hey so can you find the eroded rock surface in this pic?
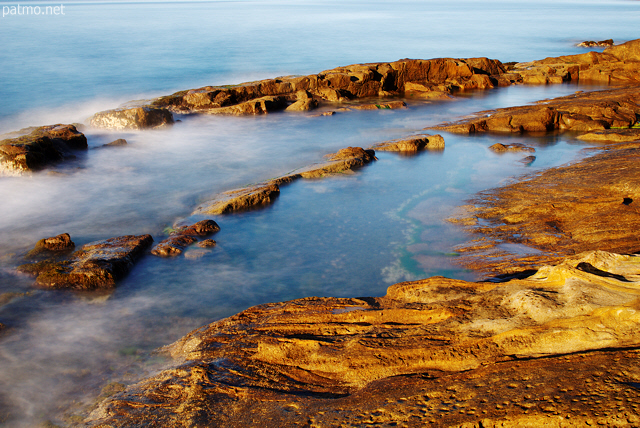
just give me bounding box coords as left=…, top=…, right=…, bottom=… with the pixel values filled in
left=90, top=106, right=174, bottom=130
left=0, top=124, right=87, bottom=175
left=18, top=235, right=153, bottom=289
left=87, top=250, right=640, bottom=427
left=433, top=86, right=640, bottom=134
left=452, top=143, right=640, bottom=275
left=151, top=220, right=220, bottom=257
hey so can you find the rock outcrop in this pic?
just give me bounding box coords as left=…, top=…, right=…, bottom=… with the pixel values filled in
left=18, top=235, right=153, bottom=289
left=87, top=250, right=640, bottom=427
left=433, top=86, right=640, bottom=134
left=150, top=57, right=506, bottom=117
left=373, top=134, right=445, bottom=152
left=508, top=38, right=640, bottom=85
left=0, top=124, right=87, bottom=175
left=90, top=106, right=174, bottom=130
left=151, top=220, right=220, bottom=257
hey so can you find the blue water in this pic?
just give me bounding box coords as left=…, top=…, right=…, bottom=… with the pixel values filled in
left=0, top=0, right=638, bottom=426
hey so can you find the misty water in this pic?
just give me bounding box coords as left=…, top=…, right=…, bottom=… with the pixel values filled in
left=0, top=0, right=638, bottom=426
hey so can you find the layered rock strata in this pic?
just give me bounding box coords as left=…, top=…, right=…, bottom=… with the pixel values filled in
left=18, top=234, right=153, bottom=289
left=87, top=250, right=640, bottom=427
left=0, top=124, right=87, bottom=175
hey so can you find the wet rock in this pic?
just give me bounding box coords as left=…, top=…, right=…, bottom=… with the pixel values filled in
left=294, top=147, right=377, bottom=178
left=25, top=233, right=75, bottom=259
left=196, top=239, right=217, bottom=248
left=90, top=106, right=174, bottom=130
left=577, top=39, right=614, bottom=48
left=519, top=155, right=536, bottom=165
left=489, top=143, right=535, bottom=153
left=373, top=134, right=445, bottom=152
left=194, top=183, right=281, bottom=215
left=0, top=124, right=87, bottom=175
left=18, top=235, right=153, bottom=289
left=433, top=87, right=640, bottom=134
left=151, top=220, right=220, bottom=257
left=101, top=138, right=128, bottom=147
left=86, top=250, right=640, bottom=427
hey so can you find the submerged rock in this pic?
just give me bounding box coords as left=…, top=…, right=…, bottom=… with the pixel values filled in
left=87, top=250, right=640, bottom=427
left=488, top=142, right=535, bottom=153
left=151, top=220, right=220, bottom=257
left=101, top=138, right=128, bottom=148
left=90, top=106, right=174, bottom=130
left=18, top=235, right=153, bottom=289
left=0, top=124, right=87, bottom=175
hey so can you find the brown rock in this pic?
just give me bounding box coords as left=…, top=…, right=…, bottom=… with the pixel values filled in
left=18, top=235, right=153, bottom=289
left=433, top=87, right=640, bottom=134
left=489, top=143, right=535, bottom=153
left=86, top=250, right=640, bottom=427
left=90, top=106, right=174, bottom=130
left=152, top=57, right=506, bottom=116
left=196, top=239, right=217, bottom=248
left=0, top=124, right=87, bottom=175
left=102, top=138, right=128, bottom=147
left=577, top=39, right=614, bottom=48
left=151, top=220, right=220, bottom=257
left=373, top=134, right=445, bottom=152
left=194, top=183, right=281, bottom=215
left=25, top=233, right=75, bottom=259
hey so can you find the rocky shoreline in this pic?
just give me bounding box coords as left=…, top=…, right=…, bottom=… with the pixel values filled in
left=2, top=39, right=640, bottom=426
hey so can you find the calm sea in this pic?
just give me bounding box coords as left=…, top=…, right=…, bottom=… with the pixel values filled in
left=0, top=0, right=638, bottom=426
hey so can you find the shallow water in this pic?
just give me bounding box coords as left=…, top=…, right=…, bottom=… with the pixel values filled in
left=0, top=0, right=638, bottom=425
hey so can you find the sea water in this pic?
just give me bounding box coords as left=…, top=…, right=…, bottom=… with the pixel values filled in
left=0, top=0, right=638, bottom=426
